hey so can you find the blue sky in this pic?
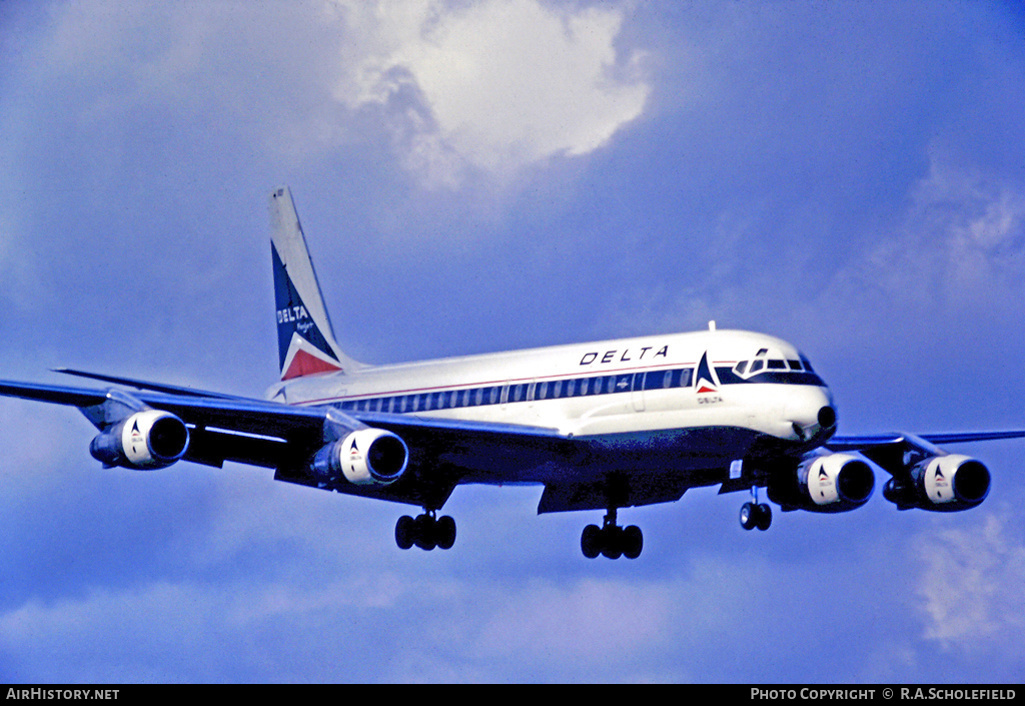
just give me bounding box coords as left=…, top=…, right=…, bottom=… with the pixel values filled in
left=1, top=0, right=1024, bottom=683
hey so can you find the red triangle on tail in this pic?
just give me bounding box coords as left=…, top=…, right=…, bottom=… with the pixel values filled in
left=282, top=348, right=343, bottom=380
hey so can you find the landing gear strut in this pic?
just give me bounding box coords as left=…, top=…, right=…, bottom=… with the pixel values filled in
left=395, top=510, right=456, bottom=551
left=740, top=487, right=772, bottom=531
left=580, top=508, right=643, bottom=560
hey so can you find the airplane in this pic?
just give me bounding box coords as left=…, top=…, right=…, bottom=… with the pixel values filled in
left=1, top=186, right=1021, bottom=560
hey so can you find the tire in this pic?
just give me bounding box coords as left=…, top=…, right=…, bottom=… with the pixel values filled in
left=623, top=525, right=643, bottom=559
left=414, top=514, right=436, bottom=550
left=601, top=526, right=623, bottom=559
left=740, top=502, right=757, bottom=530
left=395, top=515, right=415, bottom=550
left=581, top=524, right=601, bottom=559
left=436, top=515, right=457, bottom=550
left=755, top=503, right=772, bottom=531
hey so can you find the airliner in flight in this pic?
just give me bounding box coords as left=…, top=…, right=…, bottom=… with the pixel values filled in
left=1, top=187, right=1020, bottom=559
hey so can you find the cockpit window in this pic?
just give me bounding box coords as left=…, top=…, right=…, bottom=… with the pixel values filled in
left=724, top=349, right=824, bottom=387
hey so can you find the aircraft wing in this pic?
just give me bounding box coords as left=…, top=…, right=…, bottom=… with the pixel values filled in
left=7, top=377, right=1023, bottom=515
left=0, top=378, right=572, bottom=509
left=0, top=379, right=327, bottom=468
left=829, top=431, right=1025, bottom=449
left=51, top=367, right=252, bottom=400
left=827, top=430, right=1025, bottom=475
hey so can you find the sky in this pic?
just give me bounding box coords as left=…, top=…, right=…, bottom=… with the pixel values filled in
left=1, top=0, right=1024, bottom=684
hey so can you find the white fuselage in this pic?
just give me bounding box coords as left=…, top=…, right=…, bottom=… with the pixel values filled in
left=267, top=329, right=835, bottom=480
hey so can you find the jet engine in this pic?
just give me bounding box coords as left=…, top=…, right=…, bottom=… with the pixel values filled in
left=311, top=428, right=409, bottom=486
left=883, top=454, right=990, bottom=512
left=768, top=451, right=875, bottom=513
left=89, top=409, right=190, bottom=470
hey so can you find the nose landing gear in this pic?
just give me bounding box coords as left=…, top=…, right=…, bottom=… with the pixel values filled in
left=740, top=487, right=772, bottom=531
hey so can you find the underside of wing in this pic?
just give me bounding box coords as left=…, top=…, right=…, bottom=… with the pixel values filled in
left=0, top=378, right=580, bottom=509
left=826, top=429, right=1025, bottom=512
left=278, top=409, right=577, bottom=509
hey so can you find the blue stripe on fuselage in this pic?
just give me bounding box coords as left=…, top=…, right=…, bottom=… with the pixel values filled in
left=321, top=365, right=826, bottom=414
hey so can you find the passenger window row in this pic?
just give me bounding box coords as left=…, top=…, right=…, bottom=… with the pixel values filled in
left=338, top=367, right=696, bottom=414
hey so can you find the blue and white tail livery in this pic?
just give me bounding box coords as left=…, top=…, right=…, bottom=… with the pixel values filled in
left=1, top=187, right=1022, bottom=559
left=270, top=186, right=361, bottom=380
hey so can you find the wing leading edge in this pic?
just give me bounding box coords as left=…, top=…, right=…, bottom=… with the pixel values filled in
left=0, top=376, right=713, bottom=513
left=829, top=430, right=1025, bottom=451
left=825, top=430, right=1025, bottom=512
left=0, top=378, right=575, bottom=509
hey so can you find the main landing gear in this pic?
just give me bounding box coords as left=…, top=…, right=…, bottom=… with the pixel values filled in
left=395, top=511, right=456, bottom=551
left=740, top=487, right=772, bottom=531
left=581, top=508, right=643, bottom=560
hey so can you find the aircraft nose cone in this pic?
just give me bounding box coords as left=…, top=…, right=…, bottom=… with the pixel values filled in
left=785, top=388, right=836, bottom=440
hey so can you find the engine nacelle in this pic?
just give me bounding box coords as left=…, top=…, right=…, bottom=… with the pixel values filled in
left=768, top=452, right=875, bottom=513
left=89, top=410, right=190, bottom=470
left=883, top=454, right=990, bottom=512
left=311, top=428, right=409, bottom=486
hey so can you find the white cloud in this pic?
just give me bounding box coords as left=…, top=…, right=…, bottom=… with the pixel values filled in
left=913, top=508, right=1025, bottom=651
left=809, top=153, right=1025, bottom=347
left=474, top=578, right=668, bottom=663
left=333, top=0, right=650, bottom=185
left=913, top=159, right=1025, bottom=295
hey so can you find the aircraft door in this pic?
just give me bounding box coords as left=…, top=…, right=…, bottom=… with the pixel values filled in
left=632, top=372, right=645, bottom=412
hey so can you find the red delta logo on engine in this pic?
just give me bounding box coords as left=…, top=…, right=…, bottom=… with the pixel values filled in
left=127, top=418, right=145, bottom=456
left=817, top=466, right=830, bottom=498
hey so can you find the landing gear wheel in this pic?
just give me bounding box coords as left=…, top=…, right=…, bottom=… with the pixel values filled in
left=622, top=525, right=643, bottom=559
left=581, top=524, right=601, bottom=559
left=740, top=502, right=773, bottom=531
left=740, top=502, right=758, bottom=531
left=601, top=525, right=624, bottom=559
left=436, top=515, right=457, bottom=549
left=395, top=515, right=415, bottom=549
left=580, top=510, right=643, bottom=560
left=414, top=513, right=436, bottom=550
left=396, top=512, right=457, bottom=551
left=754, top=503, right=772, bottom=531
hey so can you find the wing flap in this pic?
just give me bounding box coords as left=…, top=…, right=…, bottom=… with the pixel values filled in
left=538, top=473, right=690, bottom=514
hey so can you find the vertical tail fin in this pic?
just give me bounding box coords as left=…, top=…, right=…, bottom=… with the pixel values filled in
left=269, top=186, right=362, bottom=380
